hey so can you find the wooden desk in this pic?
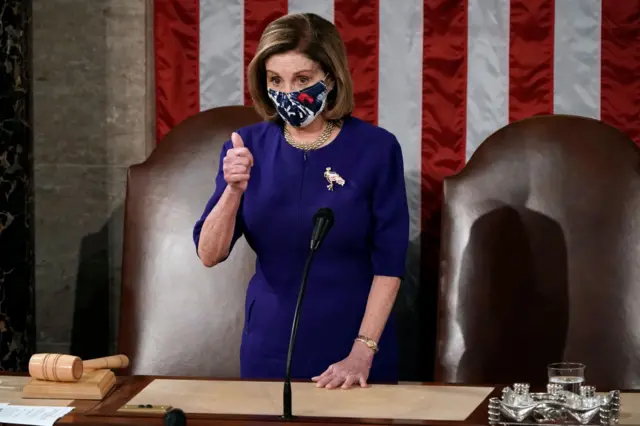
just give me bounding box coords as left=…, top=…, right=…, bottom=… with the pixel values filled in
left=38, top=376, right=500, bottom=426
left=3, top=376, right=636, bottom=425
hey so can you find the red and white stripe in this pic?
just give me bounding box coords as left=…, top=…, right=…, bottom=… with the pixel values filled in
left=154, top=0, right=640, bottom=264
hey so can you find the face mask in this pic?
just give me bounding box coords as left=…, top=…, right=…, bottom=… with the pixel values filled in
left=267, top=78, right=329, bottom=128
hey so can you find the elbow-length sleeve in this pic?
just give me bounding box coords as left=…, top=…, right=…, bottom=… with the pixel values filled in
left=192, top=140, right=244, bottom=258
left=370, top=137, right=410, bottom=278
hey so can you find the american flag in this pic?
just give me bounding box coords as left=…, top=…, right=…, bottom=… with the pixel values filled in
left=153, top=0, right=639, bottom=274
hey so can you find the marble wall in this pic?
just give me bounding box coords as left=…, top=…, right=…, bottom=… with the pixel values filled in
left=0, top=0, right=36, bottom=371
left=32, top=0, right=150, bottom=358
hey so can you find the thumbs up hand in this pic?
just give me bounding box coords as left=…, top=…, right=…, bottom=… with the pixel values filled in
left=223, top=132, right=253, bottom=193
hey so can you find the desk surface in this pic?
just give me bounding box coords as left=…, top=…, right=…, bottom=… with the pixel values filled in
left=8, top=375, right=500, bottom=426
left=7, top=375, right=639, bottom=426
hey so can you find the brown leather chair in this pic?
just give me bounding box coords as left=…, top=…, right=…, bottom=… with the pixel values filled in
left=118, top=106, right=261, bottom=376
left=435, top=115, right=640, bottom=389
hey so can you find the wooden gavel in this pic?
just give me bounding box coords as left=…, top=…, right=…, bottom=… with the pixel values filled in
left=29, top=353, right=129, bottom=382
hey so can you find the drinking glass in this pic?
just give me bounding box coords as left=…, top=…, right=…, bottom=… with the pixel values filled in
left=547, top=362, right=585, bottom=394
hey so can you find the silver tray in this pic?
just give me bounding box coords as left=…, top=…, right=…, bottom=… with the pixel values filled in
left=488, top=383, right=620, bottom=425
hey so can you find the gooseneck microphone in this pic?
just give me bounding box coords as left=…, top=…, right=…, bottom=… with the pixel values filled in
left=282, top=207, right=334, bottom=419
left=164, top=408, right=186, bottom=426
left=309, top=208, right=334, bottom=250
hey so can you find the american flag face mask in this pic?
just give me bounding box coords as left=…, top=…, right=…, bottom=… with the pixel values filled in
left=267, top=77, right=329, bottom=128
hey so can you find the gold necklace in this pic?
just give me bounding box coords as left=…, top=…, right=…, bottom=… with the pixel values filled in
left=283, top=120, right=341, bottom=151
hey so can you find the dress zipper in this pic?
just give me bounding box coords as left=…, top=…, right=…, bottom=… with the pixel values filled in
left=297, top=150, right=307, bottom=248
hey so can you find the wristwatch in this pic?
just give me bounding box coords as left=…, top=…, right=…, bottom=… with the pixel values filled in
left=355, top=335, right=379, bottom=353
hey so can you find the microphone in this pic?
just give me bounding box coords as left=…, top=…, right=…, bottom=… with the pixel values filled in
left=282, top=207, right=335, bottom=419
left=164, top=408, right=186, bottom=426
left=310, top=208, right=334, bottom=250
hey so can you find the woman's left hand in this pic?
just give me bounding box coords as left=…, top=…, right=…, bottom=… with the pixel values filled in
left=311, top=343, right=374, bottom=389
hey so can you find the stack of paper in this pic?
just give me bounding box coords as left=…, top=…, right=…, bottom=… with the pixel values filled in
left=0, top=403, right=74, bottom=426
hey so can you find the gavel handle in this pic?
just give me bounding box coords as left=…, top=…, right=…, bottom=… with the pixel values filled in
left=83, top=354, right=130, bottom=371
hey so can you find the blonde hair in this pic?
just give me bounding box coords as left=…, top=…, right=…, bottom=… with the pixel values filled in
left=247, top=13, right=354, bottom=121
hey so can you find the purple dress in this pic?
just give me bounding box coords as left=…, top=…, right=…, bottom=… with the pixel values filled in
left=193, top=116, right=409, bottom=382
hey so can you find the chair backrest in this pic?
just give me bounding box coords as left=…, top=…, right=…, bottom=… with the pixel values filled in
left=436, top=115, right=640, bottom=389
left=118, top=106, right=261, bottom=376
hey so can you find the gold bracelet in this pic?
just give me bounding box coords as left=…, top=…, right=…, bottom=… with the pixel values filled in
left=355, top=335, right=378, bottom=353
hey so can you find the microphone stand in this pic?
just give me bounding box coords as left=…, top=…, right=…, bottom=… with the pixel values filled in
left=282, top=248, right=315, bottom=420
left=282, top=208, right=333, bottom=420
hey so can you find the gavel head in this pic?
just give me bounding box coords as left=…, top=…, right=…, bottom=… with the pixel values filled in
left=29, top=353, right=83, bottom=382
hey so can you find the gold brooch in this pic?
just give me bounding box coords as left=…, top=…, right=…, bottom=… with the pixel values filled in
left=324, top=167, right=345, bottom=191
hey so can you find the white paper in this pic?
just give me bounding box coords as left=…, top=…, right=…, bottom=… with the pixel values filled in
left=0, top=405, right=74, bottom=426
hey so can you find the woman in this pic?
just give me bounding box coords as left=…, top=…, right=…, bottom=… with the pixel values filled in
left=193, top=13, right=409, bottom=389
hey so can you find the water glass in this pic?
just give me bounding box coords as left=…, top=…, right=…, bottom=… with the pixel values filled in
left=547, top=362, right=585, bottom=394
